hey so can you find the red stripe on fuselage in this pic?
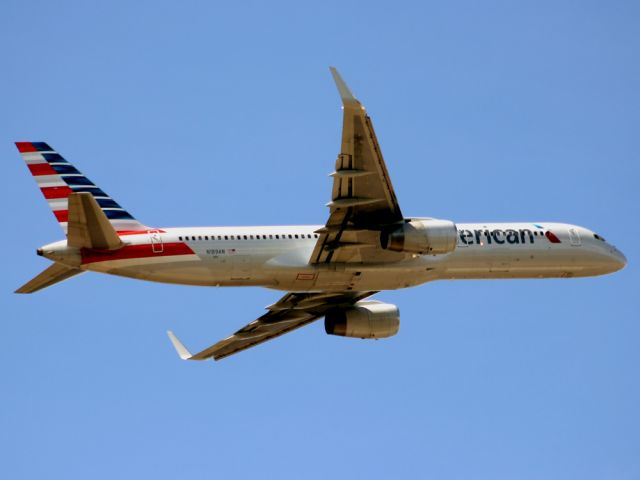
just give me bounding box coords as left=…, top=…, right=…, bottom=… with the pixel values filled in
left=16, top=142, right=37, bottom=152
left=28, top=163, right=57, bottom=176
left=116, top=229, right=166, bottom=236
left=81, top=242, right=194, bottom=265
left=41, top=186, right=74, bottom=199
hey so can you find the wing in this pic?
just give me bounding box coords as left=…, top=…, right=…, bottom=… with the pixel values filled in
left=310, top=68, right=405, bottom=264
left=167, top=291, right=376, bottom=361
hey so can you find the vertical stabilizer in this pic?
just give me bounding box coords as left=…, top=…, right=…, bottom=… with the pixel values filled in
left=15, top=142, right=147, bottom=234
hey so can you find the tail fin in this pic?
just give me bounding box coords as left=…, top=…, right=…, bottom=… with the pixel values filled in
left=15, top=262, right=83, bottom=294
left=15, top=142, right=147, bottom=234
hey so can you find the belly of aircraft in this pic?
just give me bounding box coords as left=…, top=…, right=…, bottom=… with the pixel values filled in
left=82, top=241, right=604, bottom=291
left=83, top=254, right=440, bottom=291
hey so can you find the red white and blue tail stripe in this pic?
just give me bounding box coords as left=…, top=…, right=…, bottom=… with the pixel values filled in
left=16, top=142, right=147, bottom=234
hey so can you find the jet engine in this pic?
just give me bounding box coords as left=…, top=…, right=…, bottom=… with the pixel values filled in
left=381, top=218, right=458, bottom=255
left=325, top=301, right=400, bottom=339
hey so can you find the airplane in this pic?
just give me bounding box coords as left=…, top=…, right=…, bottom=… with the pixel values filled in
left=15, top=68, right=627, bottom=361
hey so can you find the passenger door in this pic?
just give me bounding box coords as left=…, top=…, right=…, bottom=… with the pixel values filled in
left=568, top=228, right=581, bottom=246
left=149, top=230, right=164, bottom=253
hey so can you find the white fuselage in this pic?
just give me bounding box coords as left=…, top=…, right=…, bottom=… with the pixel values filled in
left=41, top=222, right=626, bottom=292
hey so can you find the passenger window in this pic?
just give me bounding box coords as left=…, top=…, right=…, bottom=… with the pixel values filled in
left=178, top=236, right=182, bottom=241
left=288, top=234, right=292, bottom=239
left=276, top=235, right=280, bottom=239
left=269, top=235, right=273, bottom=239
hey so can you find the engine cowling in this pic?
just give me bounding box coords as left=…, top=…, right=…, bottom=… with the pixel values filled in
left=381, top=218, right=458, bottom=255
left=325, top=301, right=400, bottom=339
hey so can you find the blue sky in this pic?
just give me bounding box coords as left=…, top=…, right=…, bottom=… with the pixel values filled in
left=2, top=1, right=639, bottom=478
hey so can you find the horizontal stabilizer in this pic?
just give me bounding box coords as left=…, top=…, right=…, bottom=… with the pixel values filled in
left=16, top=262, right=83, bottom=294
left=67, top=192, right=123, bottom=250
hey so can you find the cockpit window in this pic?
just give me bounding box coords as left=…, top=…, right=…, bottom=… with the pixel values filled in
left=594, top=233, right=606, bottom=242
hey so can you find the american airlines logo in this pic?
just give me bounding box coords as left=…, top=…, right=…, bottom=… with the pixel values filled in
left=458, top=228, right=561, bottom=246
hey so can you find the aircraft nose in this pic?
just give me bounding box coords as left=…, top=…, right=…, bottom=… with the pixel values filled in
left=608, top=247, right=627, bottom=272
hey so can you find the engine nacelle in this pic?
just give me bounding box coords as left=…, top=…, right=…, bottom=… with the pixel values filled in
left=325, top=301, right=400, bottom=339
left=381, top=218, right=458, bottom=255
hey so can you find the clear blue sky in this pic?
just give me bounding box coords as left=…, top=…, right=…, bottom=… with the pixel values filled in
left=2, top=1, right=638, bottom=478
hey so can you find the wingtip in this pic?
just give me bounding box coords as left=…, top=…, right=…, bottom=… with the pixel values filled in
left=167, top=330, right=193, bottom=360
left=329, top=67, right=358, bottom=105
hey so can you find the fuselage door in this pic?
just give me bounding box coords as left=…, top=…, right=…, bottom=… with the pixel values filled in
left=150, top=230, right=164, bottom=253
left=568, top=228, right=581, bottom=246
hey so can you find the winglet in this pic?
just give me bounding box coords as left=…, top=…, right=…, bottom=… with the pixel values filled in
left=167, top=331, right=193, bottom=360
left=329, top=67, right=359, bottom=106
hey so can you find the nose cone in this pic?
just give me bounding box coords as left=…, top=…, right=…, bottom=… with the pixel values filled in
left=609, top=248, right=627, bottom=272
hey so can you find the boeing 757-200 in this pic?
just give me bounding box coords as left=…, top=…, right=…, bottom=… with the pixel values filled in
left=15, top=68, right=626, bottom=361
